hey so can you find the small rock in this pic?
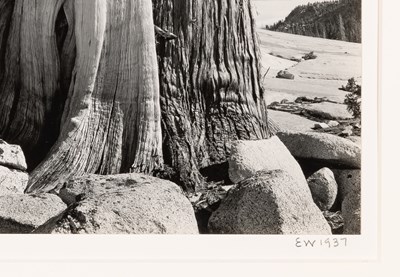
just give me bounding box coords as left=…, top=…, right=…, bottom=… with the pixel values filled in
left=302, top=51, right=317, bottom=60
left=323, top=211, right=344, bottom=234
left=277, top=70, right=295, bottom=80
left=277, top=131, right=361, bottom=168
left=208, top=170, right=331, bottom=235
left=0, top=194, right=66, bottom=233
left=48, top=173, right=199, bottom=234
left=222, top=185, right=235, bottom=192
left=340, top=126, right=353, bottom=137
left=307, top=168, right=338, bottom=211
left=228, top=136, right=308, bottom=187
left=0, top=166, right=29, bottom=195
left=313, top=97, right=329, bottom=103
left=314, top=123, right=330, bottom=129
left=328, top=120, right=340, bottom=127
left=0, top=139, right=27, bottom=171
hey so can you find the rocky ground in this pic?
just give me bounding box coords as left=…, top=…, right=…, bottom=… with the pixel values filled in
left=0, top=31, right=362, bottom=236
left=0, top=130, right=361, bottom=235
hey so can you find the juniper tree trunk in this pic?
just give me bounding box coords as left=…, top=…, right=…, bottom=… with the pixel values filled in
left=153, top=0, right=276, bottom=191
left=0, top=0, right=163, bottom=193
left=0, top=0, right=65, bottom=168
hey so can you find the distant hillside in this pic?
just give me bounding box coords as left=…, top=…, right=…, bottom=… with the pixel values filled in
left=266, top=0, right=361, bottom=43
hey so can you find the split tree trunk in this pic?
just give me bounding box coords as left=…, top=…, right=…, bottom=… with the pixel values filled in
left=0, top=0, right=163, bottom=193
left=153, top=0, right=277, bottom=191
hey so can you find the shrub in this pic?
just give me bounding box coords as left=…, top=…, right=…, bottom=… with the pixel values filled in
left=341, top=78, right=361, bottom=118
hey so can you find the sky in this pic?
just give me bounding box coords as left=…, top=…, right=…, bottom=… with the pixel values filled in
left=252, top=0, right=335, bottom=27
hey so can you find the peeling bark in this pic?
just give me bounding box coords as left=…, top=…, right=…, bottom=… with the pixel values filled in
left=153, top=0, right=277, bottom=191
left=26, top=0, right=163, bottom=193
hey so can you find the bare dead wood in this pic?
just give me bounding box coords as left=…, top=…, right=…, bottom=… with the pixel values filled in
left=26, top=0, right=163, bottom=193
left=154, top=25, right=178, bottom=41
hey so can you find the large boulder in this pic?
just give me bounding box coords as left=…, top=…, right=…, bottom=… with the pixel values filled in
left=228, top=136, right=307, bottom=187
left=0, top=166, right=29, bottom=195
left=0, top=194, right=67, bottom=233
left=306, top=168, right=338, bottom=211
left=208, top=170, right=331, bottom=235
left=277, top=131, right=361, bottom=168
left=342, top=187, right=361, bottom=235
left=332, top=169, right=361, bottom=234
left=332, top=169, right=361, bottom=199
left=0, top=139, right=27, bottom=171
left=303, top=102, right=353, bottom=120
left=267, top=109, right=318, bottom=132
left=44, top=173, right=199, bottom=234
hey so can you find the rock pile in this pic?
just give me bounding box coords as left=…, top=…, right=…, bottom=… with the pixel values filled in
left=0, top=133, right=361, bottom=235
left=207, top=132, right=361, bottom=235
left=0, top=139, right=199, bottom=234
left=276, top=131, right=361, bottom=234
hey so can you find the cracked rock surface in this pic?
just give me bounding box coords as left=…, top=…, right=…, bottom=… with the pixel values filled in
left=42, top=173, right=199, bottom=234
left=0, top=193, right=67, bottom=233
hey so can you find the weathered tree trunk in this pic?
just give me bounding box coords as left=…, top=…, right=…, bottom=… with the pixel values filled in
left=153, top=0, right=277, bottom=191
left=0, top=0, right=275, bottom=193
left=0, top=0, right=163, bottom=193
left=26, top=0, right=163, bottom=193
left=0, top=0, right=65, bottom=168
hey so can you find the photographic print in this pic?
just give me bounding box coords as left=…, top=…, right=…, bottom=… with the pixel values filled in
left=0, top=0, right=373, bottom=244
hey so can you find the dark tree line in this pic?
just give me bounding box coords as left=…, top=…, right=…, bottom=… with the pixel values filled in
left=266, top=0, right=361, bottom=43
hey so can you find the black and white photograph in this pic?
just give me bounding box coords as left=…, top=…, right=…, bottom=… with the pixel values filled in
left=0, top=0, right=365, bottom=235
left=0, top=0, right=386, bottom=270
